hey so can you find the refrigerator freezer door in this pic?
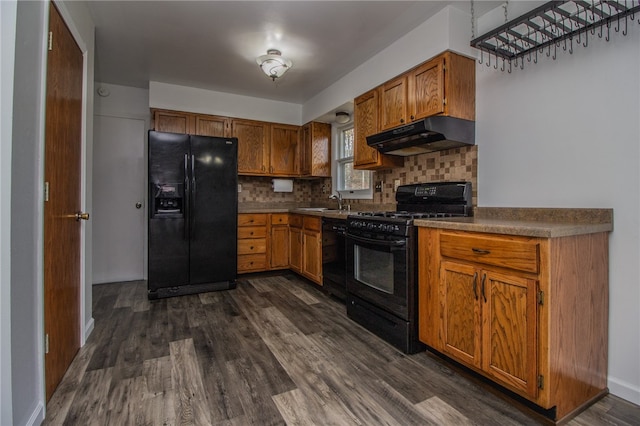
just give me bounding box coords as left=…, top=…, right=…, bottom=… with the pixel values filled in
left=148, top=131, right=190, bottom=294
left=189, top=135, right=238, bottom=285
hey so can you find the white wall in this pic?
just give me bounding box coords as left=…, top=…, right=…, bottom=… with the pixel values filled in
left=10, top=1, right=48, bottom=424
left=149, top=81, right=302, bottom=125
left=303, top=6, right=473, bottom=123
left=3, top=1, right=95, bottom=424
left=93, top=83, right=150, bottom=283
left=476, top=8, right=640, bottom=404
left=1, top=2, right=17, bottom=424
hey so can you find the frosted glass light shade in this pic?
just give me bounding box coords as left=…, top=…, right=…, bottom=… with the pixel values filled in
left=256, top=49, right=292, bottom=81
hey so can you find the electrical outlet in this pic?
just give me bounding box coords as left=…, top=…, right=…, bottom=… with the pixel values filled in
left=393, top=179, right=401, bottom=192
left=238, top=184, right=242, bottom=193
left=374, top=181, right=383, bottom=193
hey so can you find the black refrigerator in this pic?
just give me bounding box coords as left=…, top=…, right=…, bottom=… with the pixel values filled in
left=148, top=130, right=238, bottom=299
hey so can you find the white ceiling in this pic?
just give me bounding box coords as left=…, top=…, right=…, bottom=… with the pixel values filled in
left=87, top=1, right=500, bottom=105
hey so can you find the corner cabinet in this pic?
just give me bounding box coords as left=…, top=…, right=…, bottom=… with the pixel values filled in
left=418, top=228, right=609, bottom=422
left=299, top=122, right=331, bottom=177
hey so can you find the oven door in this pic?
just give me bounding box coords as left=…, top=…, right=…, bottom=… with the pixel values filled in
left=345, top=232, right=410, bottom=320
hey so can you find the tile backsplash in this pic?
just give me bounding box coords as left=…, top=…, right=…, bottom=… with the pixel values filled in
left=238, top=145, right=477, bottom=209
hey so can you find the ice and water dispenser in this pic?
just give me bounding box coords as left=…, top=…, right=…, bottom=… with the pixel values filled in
left=151, top=183, right=184, bottom=218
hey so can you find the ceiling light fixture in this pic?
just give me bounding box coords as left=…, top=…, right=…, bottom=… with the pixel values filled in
left=256, top=49, right=292, bottom=81
left=335, top=111, right=350, bottom=124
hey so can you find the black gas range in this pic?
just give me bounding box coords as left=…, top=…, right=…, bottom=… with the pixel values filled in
left=344, top=181, right=472, bottom=354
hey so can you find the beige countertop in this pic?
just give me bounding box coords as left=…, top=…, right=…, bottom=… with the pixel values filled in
left=415, top=207, right=613, bottom=238
left=237, top=206, right=613, bottom=237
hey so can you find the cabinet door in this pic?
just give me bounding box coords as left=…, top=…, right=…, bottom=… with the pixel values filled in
left=409, top=57, right=445, bottom=120
left=270, top=124, right=299, bottom=176
left=482, top=270, right=538, bottom=398
left=270, top=225, right=289, bottom=269
left=379, top=75, right=408, bottom=131
left=232, top=119, right=270, bottom=175
left=153, top=110, right=193, bottom=134
left=299, top=123, right=311, bottom=176
left=289, top=227, right=302, bottom=273
left=354, top=89, right=380, bottom=167
left=440, top=260, right=482, bottom=368
left=310, top=122, right=331, bottom=177
left=303, top=229, right=322, bottom=285
left=195, top=115, right=229, bottom=137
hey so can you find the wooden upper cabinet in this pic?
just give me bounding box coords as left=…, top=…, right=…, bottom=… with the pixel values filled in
left=353, top=51, right=475, bottom=171
left=354, top=89, right=403, bottom=170
left=379, top=75, right=409, bottom=131
left=299, top=121, right=331, bottom=177
left=194, top=115, right=229, bottom=137
left=232, top=119, right=270, bottom=175
left=409, top=57, right=445, bottom=120
left=270, top=123, right=299, bottom=176
left=153, top=109, right=194, bottom=134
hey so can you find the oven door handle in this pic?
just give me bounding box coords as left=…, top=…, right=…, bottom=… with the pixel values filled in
left=345, top=232, right=407, bottom=247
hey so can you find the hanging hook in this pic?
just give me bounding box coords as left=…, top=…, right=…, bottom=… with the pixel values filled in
left=552, top=41, right=557, bottom=60
left=494, top=52, right=498, bottom=69
left=591, top=0, right=597, bottom=35
left=508, top=59, right=512, bottom=73
left=623, top=0, right=628, bottom=35
left=520, top=55, right=524, bottom=69
left=500, top=57, right=505, bottom=71
left=478, top=49, right=484, bottom=65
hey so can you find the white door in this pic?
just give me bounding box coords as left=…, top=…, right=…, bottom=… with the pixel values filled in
left=92, top=115, right=146, bottom=283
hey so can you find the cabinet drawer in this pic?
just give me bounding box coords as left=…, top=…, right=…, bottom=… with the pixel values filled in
left=237, top=254, right=267, bottom=272
left=440, top=232, right=539, bottom=274
left=289, top=214, right=303, bottom=228
left=303, top=216, right=321, bottom=232
left=271, top=213, right=289, bottom=225
left=238, top=214, right=267, bottom=226
left=238, top=226, right=267, bottom=239
left=237, top=238, right=267, bottom=255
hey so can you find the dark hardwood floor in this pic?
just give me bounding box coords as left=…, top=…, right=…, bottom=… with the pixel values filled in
left=44, top=273, right=639, bottom=425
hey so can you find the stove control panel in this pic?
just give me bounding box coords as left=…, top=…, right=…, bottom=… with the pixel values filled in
left=346, top=218, right=408, bottom=237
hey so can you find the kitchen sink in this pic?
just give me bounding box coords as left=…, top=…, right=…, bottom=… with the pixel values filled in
left=295, top=207, right=328, bottom=212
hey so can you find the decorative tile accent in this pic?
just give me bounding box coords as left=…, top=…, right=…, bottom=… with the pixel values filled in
left=238, top=146, right=478, bottom=209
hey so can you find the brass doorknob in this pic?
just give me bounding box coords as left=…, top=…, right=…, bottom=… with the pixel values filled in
left=75, top=212, right=90, bottom=221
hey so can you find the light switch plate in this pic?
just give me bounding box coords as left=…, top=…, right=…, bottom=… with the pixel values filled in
left=238, top=184, right=242, bottom=193
left=394, top=179, right=401, bottom=192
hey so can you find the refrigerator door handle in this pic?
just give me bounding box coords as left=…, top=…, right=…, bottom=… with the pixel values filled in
left=184, top=153, right=190, bottom=240
left=191, top=154, right=196, bottom=237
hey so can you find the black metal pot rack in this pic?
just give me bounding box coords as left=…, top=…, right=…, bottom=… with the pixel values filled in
left=470, top=0, right=640, bottom=72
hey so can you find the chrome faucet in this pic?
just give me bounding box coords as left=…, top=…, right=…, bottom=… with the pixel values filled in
left=329, top=193, right=343, bottom=211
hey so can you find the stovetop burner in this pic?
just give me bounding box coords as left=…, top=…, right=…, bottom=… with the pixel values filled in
left=346, top=182, right=472, bottom=237
left=355, top=210, right=461, bottom=220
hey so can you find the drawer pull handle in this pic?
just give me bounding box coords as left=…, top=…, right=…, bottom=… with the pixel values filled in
left=481, top=273, right=487, bottom=303
left=472, top=272, right=478, bottom=300
left=250, top=232, right=254, bottom=235
left=472, top=248, right=491, bottom=255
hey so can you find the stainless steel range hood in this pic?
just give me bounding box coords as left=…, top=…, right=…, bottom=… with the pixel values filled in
left=366, top=116, right=475, bottom=156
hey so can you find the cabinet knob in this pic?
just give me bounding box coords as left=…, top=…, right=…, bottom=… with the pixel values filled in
left=400, top=119, right=405, bottom=123
left=410, top=115, right=415, bottom=120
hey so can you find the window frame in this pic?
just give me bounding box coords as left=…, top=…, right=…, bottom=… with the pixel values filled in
left=332, top=123, right=373, bottom=200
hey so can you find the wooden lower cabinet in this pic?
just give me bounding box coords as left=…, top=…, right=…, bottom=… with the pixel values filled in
left=270, top=214, right=289, bottom=269
left=301, top=216, right=322, bottom=284
left=419, top=228, right=609, bottom=421
left=289, top=225, right=303, bottom=274
left=288, top=214, right=322, bottom=285
left=237, top=213, right=320, bottom=281
left=237, top=213, right=268, bottom=273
